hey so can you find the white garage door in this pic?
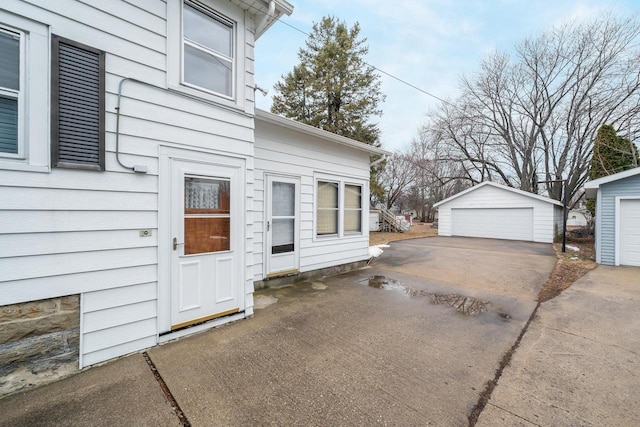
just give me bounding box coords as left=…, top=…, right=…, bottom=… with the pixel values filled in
left=620, top=199, right=640, bottom=266
left=451, top=208, right=534, bottom=241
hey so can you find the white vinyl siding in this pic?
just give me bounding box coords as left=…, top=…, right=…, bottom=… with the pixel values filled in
left=437, top=183, right=561, bottom=243
left=0, top=0, right=258, bottom=367
left=253, top=118, right=371, bottom=280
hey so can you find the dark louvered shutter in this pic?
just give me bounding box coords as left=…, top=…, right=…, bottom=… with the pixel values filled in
left=52, top=36, right=105, bottom=170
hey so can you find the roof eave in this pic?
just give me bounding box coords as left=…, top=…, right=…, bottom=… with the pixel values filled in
left=255, top=109, right=391, bottom=156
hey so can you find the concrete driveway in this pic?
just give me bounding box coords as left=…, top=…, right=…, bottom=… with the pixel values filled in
left=0, top=237, right=556, bottom=426
left=477, top=265, right=640, bottom=426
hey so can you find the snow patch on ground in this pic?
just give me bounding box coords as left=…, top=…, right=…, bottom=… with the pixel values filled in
left=566, top=245, right=580, bottom=252
left=369, top=244, right=390, bottom=258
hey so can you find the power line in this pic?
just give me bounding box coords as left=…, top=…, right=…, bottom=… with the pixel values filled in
left=275, top=19, right=457, bottom=109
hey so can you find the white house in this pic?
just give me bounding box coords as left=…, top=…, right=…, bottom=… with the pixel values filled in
left=584, top=167, right=640, bottom=266
left=567, top=210, right=589, bottom=227
left=434, top=181, right=563, bottom=243
left=0, top=0, right=388, bottom=395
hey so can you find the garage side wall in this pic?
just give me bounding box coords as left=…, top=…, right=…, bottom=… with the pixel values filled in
left=598, top=174, right=640, bottom=265
left=437, top=185, right=557, bottom=243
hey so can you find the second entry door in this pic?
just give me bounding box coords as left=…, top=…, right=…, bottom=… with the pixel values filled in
left=266, top=175, right=300, bottom=277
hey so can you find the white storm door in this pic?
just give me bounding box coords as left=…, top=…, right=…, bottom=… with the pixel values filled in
left=266, top=175, right=300, bottom=276
left=170, top=159, right=242, bottom=330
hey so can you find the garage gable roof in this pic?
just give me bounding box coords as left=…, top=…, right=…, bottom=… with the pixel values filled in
left=433, top=181, right=563, bottom=208
left=584, top=166, right=640, bottom=198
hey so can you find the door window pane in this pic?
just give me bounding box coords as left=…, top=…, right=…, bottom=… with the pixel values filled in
left=185, top=177, right=229, bottom=214
left=273, top=182, right=294, bottom=216
left=185, top=217, right=230, bottom=254
left=184, top=177, right=230, bottom=255
left=272, top=218, right=294, bottom=254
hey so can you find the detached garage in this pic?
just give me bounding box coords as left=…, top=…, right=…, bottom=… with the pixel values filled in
left=434, top=181, right=563, bottom=243
left=584, top=167, right=640, bottom=267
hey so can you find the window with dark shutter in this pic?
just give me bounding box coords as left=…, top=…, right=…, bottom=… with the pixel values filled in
left=51, top=36, right=105, bottom=170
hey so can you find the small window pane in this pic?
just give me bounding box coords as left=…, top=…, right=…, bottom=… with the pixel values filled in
left=0, top=96, right=18, bottom=154
left=185, top=177, right=230, bottom=214
left=273, top=182, right=295, bottom=216
left=318, top=181, right=338, bottom=209
left=344, top=210, right=362, bottom=233
left=184, top=4, right=232, bottom=57
left=185, top=217, right=230, bottom=254
left=345, top=185, right=362, bottom=209
left=184, top=44, right=232, bottom=96
left=317, top=209, right=338, bottom=235
left=0, top=30, right=20, bottom=91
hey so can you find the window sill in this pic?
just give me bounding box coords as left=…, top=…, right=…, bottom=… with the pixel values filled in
left=167, top=83, right=248, bottom=115
left=0, top=159, right=49, bottom=173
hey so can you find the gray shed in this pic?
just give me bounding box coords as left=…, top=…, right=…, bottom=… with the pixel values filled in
left=584, top=167, right=640, bottom=266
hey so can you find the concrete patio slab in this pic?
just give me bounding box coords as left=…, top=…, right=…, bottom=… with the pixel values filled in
left=148, top=237, right=554, bottom=425
left=0, top=353, right=179, bottom=427
left=477, top=265, right=640, bottom=426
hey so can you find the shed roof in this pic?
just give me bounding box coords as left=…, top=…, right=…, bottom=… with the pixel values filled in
left=583, top=167, right=640, bottom=198
left=255, top=109, right=391, bottom=156
left=433, top=181, right=563, bottom=208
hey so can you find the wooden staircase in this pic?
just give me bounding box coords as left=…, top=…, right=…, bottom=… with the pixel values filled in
left=379, top=207, right=410, bottom=232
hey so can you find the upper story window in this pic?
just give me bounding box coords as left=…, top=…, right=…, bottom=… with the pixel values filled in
left=0, top=27, right=22, bottom=156
left=0, top=12, right=49, bottom=173
left=167, top=0, right=245, bottom=110
left=183, top=1, right=234, bottom=98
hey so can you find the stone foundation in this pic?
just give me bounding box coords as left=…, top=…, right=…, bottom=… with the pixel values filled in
left=0, top=295, right=80, bottom=398
left=254, top=260, right=368, bottom=290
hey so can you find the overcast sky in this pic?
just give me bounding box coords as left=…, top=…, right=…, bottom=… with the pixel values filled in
left=254, top=0, right=640, bottom=152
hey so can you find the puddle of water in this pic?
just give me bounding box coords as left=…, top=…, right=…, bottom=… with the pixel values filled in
left=431, top=293, right=490, bottom=316
left=362, top=276, right=491, bottom=316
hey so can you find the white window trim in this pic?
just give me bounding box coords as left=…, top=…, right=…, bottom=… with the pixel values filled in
left=167, top=0, right=246, bottom=110
left=0, top=12, right=49, bottom=172
left=314, top=173, right=367, bottom=240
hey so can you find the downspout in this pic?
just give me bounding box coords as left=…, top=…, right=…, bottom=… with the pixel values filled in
left=370, top=154, right=387, bottom=168
left=255, top=0, right=276, bottom=37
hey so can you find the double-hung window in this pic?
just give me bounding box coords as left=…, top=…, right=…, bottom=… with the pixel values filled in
left=183, top=1, right=234, bottom=97
left=0, top=27, right=22, bottom=156
left=316, top=178, right=364, bottom=238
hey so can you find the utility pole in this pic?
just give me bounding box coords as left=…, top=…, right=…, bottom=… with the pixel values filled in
left=537, top=178, right=567, bottom=253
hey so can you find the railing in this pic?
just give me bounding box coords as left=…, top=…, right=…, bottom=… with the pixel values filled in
left=378, top=207, right=410, bottom=232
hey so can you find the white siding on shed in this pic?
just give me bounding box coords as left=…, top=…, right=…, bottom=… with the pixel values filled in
left=436, top=182, right=561, bottom=243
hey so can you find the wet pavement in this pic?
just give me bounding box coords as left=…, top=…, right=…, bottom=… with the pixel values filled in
left=1, top=237, right=557, bottom=426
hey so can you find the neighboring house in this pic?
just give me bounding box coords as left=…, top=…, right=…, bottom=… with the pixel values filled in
left=584, top=167, right=640, bottom=267
left=567, top=210, right=589, bottom=227
left=434, top=181, right=563, bottom=243
left=0, top=0, right=388, bottom=395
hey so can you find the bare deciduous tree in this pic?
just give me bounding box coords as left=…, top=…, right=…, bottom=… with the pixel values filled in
left=426, top=14, right=640, bottom=203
